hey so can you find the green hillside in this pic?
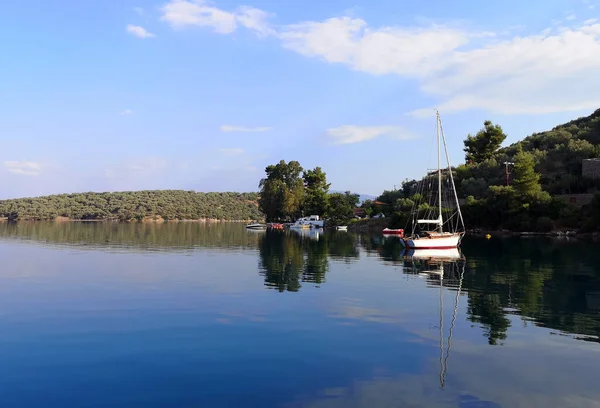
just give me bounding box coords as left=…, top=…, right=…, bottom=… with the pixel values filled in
left=0, top=190, right=262, bottom=222
left=458, top=108, right=600, bottom=197
left=365, top=109, right=600, bottom=232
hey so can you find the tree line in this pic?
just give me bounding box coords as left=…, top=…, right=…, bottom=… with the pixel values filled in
left=0, top=190, right=263, bottom=222
left=258, top=160, right=359, bottom=225
left=362, top=108, right=600, bottom=232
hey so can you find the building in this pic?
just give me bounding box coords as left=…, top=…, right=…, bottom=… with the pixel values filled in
left=582, top=158, right=600, bottom=179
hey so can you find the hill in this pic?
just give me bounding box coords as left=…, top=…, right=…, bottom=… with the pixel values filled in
left=364, top=109, right=600, bottom=232
left=457, top=109, right=600, bottom=197
left=0, top=190, right=263, bottom=222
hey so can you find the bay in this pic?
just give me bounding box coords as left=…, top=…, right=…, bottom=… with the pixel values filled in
left=0, top=222, right=598, bottom=408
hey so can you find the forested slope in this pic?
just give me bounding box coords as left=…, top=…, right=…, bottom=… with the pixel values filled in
left=363, top=109, right=600, bottom=232
left=458, top=108, right=600, bottom=197
left=0, top=190, right=262, bottom=221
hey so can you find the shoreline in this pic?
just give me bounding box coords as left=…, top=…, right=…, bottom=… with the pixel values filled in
left=1, top=218, right=259, bottom=224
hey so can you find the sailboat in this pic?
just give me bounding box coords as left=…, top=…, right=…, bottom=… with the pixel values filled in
left=402, top=111, right=465, bottom=250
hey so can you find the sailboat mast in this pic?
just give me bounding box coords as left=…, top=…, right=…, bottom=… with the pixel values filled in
left=437, top=111, right=443, bottom=233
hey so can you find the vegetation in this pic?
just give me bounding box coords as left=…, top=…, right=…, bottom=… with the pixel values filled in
left=363, top=109, right=600, bottom=232
left=464, top=120, right=507, bottom=164
left=258, top=160, right=305, bottom=222
left=258, top=160, right=358, bottom=225
left=326, top=192, right=360, bottom=225
left=0, top=190, right=262, bottom=222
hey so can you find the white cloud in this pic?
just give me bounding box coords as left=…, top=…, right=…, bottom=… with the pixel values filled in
left=126, top=24, right=156, bottom=39
left=218, top=148, right=244, bottom=155
left=158, top=2, right=600, bottom=116
left=160, top=0, right=273, bottom=36
left=325, top=125, right=412, bottom=145
left=279, top=16, right=600, bottom=115
left=235, top=6, right=275, bottom=37
left=566, top=13, right=577, bottom=21
left=219, top=125, right=271, bottom=132
left=119, top=109, right=134, bottom=116
left=280, top=17, right=468, bottom=77
left=3, top=161, right=42, bottom=176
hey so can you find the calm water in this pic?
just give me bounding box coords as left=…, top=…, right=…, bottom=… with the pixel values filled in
left=0, top=222, right=599, bottom=408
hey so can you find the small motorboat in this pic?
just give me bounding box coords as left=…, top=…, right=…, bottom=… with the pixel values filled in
left=383, top=228, right=404, bottom=237
left=336, top=226, right=348, bottom=231
left=246, top=223, right=266, bottom=230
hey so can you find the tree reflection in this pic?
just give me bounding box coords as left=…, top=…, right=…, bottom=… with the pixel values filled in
left=258, top=230, right=305, bottom=292
left=257, top=230, right=361, bottom=291
left=365, top=233, right=600, bottom=345
left=327, top=231, right=360, bottom=261
left=360, top=234, right=405, bottom=264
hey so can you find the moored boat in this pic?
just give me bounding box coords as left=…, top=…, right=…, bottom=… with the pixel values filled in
left=246, top=223, right=266, bottom=230
left=336, top=225, right=348, bottom=231
left=382, top=228, right=404, bottom=236
left=290, top=215, right=324, bottom=230
left=401, top=111, right=465, bottom=250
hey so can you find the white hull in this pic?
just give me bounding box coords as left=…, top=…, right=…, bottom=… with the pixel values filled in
left=402, top=234, right=462, bottom=249
left=246, top=223, right=266, bottom=230
left=289, top=224, right=310, bottom=230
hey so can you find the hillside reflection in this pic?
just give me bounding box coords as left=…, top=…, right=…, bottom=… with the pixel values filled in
left=1, top=222, right=599, bottom=345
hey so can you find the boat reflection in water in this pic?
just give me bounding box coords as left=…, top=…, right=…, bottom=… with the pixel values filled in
left=402, top=247, right=466, bottom=390
left=290, top=226, right=322, bottom=241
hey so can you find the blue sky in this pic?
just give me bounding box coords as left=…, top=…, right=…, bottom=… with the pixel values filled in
left=1, top=0, right=599, bottom=199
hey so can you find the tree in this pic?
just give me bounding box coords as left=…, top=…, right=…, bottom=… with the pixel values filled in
left=258, top=160, right=305, bottom=222
left=302, top=167, right=330, bottom=216
left=326, top=191, right=359, bottom=225
left=464, top=120, right=507, bottom=164
left=512, top=150, right=544, bottom=199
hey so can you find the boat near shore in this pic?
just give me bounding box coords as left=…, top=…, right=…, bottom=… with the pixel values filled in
left=289, top=215, right=324, bottom=230
left=246, top=223, right=266, bottom=230
left=383, top=228, right=404, bottom=236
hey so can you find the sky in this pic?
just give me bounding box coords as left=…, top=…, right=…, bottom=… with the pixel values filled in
left=1, top=0, right=600, bottom=199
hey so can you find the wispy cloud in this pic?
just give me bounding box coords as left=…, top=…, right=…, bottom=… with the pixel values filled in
left=119, top=109, right=134, bottom=116
left=3, top=161, right=42, bottom=176
left=220, top=125, right=271, bottom=133
left=218, top=148, right=244, bottom=155
left=325, top=125, right=413, bottom=145
left=159, top=2, right=600, bottom=117
left=160, top=0, right=273, bottom=36
left=281, top=16, right=600, bottom=116
left=126, top=24, right=156, bottom=39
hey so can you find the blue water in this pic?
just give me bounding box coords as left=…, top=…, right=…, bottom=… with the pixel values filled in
left=0, top=222, right=598, bottom=407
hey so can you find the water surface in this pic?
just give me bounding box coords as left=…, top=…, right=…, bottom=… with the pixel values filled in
left=0, top=222, right=598, bottom=408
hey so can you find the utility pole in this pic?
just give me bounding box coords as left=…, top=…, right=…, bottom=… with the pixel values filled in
left=504, top=161, right=514, bottom=186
